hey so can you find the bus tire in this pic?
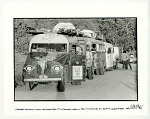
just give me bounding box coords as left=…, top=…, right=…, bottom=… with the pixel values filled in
left=29, top=82, right=38, bottom=90
left=57, top=81, right=65, bottom=92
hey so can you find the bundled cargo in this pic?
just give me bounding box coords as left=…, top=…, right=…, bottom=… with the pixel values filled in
left=80, top=29, right=97, bottom=38
left=53, top=22, right=77, bottom=36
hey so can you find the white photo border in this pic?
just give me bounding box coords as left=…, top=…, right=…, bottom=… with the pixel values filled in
left=1, top=0, right=150, bottom=118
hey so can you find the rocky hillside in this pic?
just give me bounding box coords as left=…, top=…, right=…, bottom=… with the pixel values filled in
left=14, top=18, right=137, bottom=53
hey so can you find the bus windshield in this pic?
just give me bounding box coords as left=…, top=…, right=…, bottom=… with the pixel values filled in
left=31, top=43, right=67, bottom=53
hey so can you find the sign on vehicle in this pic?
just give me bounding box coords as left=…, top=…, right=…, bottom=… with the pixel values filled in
left=72, top=66, right=83, bottom=80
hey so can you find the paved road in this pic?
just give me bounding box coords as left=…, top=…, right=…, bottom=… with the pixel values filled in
left=15, top=63, right=137, bottom=100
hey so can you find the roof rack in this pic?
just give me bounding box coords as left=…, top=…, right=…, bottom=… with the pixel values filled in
left=26, top=31, right=44, bottom=35
left=56, top=28, right=94, bottom=38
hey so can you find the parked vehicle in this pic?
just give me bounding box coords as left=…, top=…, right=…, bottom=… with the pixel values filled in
left=22, top=33, right=86, bottom=91
left=91, top=40, right=106, bottom=75
left=79, top=29, right=106, bottom=74
left=76, top=36, right=106, bottom=79
left=130, top=54, right=137, bottom=63
left=103, top=42, right=114, bottom=71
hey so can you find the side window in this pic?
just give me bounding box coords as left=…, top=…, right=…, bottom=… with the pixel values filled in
left=91, top=44, right=96, bottom=51
left=72, top=45, right=76, bottom=52
left=31, top=44, right=38, bottom=52
left=72, top=45, right=83, bottom=55
left=107, top=48, right=111, bottom=54
left=86, top=44, right=91, bottom=51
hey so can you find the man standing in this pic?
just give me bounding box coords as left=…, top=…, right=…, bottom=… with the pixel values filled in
left=122, top=50, right=127, bottom=69
left=126, top=51, right=132, bottom=70
left=86, top=47, right=93, bottom=80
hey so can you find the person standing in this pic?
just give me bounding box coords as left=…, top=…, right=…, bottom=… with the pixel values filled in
left=122, top=50, right=127, bottom=69
left=115, top=55, right=119, bottom=69
left=126, top=51, right=132, bottom=70
left=86, top=47, right=93, bottom=80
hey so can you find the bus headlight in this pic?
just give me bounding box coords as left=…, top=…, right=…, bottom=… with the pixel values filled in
left=26, top=66, right=32, bottom=71
left=23, top=65, right=35, bottom=72
left=52, top=65, right=63, bottom=72
left=76, top=61, right=79, bottom=65
left=54, top=66, right=61, bottom=71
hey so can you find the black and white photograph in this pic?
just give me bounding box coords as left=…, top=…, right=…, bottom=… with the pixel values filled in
left=2, top=0, right=149, bottom=118
left=14, top=18, right=138, bottom=101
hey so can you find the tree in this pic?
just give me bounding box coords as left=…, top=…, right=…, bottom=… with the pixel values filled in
left=14, top=18, right=137, bottom=53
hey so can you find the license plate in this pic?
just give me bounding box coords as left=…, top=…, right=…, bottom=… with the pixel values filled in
left=72, top=66, right=83, bottom=80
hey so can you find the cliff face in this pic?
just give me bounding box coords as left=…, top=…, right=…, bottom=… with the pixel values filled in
left=14, top=18, right=137, bottom=53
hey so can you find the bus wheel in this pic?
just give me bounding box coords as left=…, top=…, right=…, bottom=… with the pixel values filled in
left=100, top=67, right=104, bottom=75
left=29, top=82, right=38, bottom=90
left=57, top=81, right=65, bottom=92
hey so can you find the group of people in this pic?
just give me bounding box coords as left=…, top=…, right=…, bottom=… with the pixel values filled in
left=122, top=50, right=132, bottom=70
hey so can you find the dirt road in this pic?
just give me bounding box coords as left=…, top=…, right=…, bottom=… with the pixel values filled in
left=15, top=63, right=137, bottom=101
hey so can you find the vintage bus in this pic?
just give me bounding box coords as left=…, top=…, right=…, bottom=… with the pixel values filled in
left=78, top=29, right=106, bottom=76
left=22, top=32, right=87, bottom=91
left=76, top=37, right=106, bottom=79
left=103, top=42, right=114, bottom=71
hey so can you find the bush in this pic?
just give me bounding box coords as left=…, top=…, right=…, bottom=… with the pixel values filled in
left=15, top=53, right=27, bottom=88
